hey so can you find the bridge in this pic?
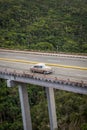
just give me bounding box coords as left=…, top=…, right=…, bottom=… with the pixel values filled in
left=0, top=49, right=87, bottom=130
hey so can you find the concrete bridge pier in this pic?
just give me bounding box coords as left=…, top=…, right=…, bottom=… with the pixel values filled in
left=18, top=84, right=32, bottom=130
left=7, top=80, right=32, bottom=130
left=46, top=87, right=58, bottom=130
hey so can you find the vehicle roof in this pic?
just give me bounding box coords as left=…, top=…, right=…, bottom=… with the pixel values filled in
left=35, top=63, right=45, bottom=66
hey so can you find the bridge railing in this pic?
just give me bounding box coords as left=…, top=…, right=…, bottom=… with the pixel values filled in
left=0, top=67, right=87, bottom=88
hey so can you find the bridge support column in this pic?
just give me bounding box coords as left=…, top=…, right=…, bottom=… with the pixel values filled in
left=46, top=87, right=58, bottom=130
left=18, top=84, right=32, bottom=130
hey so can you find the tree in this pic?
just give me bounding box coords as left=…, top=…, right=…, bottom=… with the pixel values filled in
left=63, top=39, right=79, bottom=52
left=34, top=42, right=54, bottom=51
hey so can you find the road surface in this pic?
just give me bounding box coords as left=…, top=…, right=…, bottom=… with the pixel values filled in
left=0, top=49, right=87, bottom=83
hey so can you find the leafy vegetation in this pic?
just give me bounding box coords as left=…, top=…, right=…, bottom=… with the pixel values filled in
left=0, top=0, right=87, bottom=53
left=0, top=79, right=23, bottom=130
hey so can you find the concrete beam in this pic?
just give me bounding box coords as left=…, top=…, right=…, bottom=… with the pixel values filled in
left=1, top=74, right=86, bottom=95
left=18, top=84, right=32, bottom=130
left=7, top=79, right=16, bottom=87
left=46, top=87, right=58, bottom=130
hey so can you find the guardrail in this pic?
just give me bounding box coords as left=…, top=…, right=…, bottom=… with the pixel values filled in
left=0, top=48, right=87, bottom=59
left=0, top=67, right=87, bottom=88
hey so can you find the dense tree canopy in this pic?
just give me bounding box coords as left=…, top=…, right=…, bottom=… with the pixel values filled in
left=0, top=0, right=87, bottom=53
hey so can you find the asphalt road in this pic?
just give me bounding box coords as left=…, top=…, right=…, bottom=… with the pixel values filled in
left=0, top=49, right=87, bottom=83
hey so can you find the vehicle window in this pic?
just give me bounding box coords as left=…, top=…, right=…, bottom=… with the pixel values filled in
left=33, top=65, right=44, bottom=68
left=34, top=66, right=38, bottom=68
left=39, top=66, right=43, bottom=68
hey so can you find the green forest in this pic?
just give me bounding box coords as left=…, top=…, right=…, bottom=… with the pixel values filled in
left=0, top=0, right=87, bottom=53
left=0, top=0, right=87, bottom=130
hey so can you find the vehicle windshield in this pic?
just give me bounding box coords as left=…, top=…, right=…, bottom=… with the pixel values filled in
left=34, top=65, right=43, bottom=68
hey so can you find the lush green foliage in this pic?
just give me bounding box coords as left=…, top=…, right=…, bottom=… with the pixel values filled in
left=0, top=79, right=23, bottom=130
left=0, top=79, right=87, bottom=130
left=0, top=0, right=87, bottom=53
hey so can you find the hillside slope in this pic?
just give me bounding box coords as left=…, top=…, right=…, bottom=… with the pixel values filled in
left=0, top=0, right=87, bottom=52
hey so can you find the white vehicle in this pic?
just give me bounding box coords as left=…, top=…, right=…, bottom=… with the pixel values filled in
left=30, top=63, right=53, bottom=74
